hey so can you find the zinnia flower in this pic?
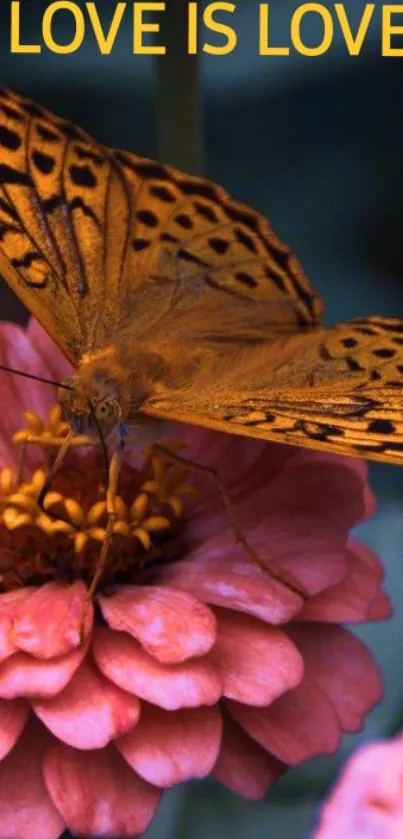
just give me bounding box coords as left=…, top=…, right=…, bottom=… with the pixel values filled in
left=314, top=734, right=403, bottom=838
left=0, top=318, right=391, bottom=839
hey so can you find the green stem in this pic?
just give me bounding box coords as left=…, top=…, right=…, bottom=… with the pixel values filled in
left=155, top=0, right=202, bottom=174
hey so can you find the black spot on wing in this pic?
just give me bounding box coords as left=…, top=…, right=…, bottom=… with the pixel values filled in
left=208, top=237, right=230, bottom=255
left=132, top=238, right=151, bottom=251
left=175, top=214, right=193, bottom=230
left=0, top=103, right=23, bottom=122
left=368, top=419, right=395, bottom=434
left=69, top=164, right=96, bottom=188
left=137, top=210, right=158, bottom=227
left=69, top=196, right=101, bottom=228
left=32, top=150, right=55, bottom=175
left=73, top=145, right=104, bottom=166
left=373, top=348, right=396, bottom=359
left=150, top=185, right=175, bottom=203
left=12, top=251, right=42, bottom=269
left=235, top=271, right=258, bottom=289
left=0, top=125, right=21, bottom=150
left=194, top=201, right=218, bottom=224
left=0, top=165, right=31, bottom=186
left=35, top=123, right=59, bottom=143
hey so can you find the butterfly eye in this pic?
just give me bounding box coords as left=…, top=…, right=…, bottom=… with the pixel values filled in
left=94, top=399, right=116, bottom=429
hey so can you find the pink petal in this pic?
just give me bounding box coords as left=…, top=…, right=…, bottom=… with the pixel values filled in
left=349, top=540, right=385, bottom=582
left=98, top=585, right=216, bottom=664
left=213, top=712, right=286, bottom=800
left=12, top=581, right=93, bottom=658
left=44, top=741, right=161, bottom=837
left=297, top=547, right=385, bottom=623
left=162, top=544, right=303, bottom=624
left=368, top=590, right=392, bottom=621
left=0, top=640, right=88, bottom=699
left=0, top=589, right=33, bottom=663
left=314, top=736, right=403, bottom=839
left=211, top=607, right=303, bottom=705
left=34, top=658, right=140, bottom=749
left=93, top=627, right=222, bottom=710
left=0, top=325, right=61, bottom=468
left=0, top=696, right=30, bottom=760
left=27, top=319, right=72, bottom=381
left=227, top=674, right=341, bottom=765
left=0, top=717, right=64, bottom=839
left=227, top=461, right=367, bottom=596
left=286, top=450, right=376, bottom=522
left=117, top=702, right=222, bottom=786
left=287, top=624, right=383, bottom=731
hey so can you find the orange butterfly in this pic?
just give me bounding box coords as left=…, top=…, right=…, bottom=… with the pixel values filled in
left=0, top=85, right=402, bottom=473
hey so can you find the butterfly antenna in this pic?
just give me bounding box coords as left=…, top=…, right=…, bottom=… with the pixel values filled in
left=87, top=399, right=110, bottom=489
left=0, top=364, right=73, bottom=390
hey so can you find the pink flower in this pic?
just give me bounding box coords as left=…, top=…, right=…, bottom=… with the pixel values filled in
left=314, top=735, right=403, bottom=838
left=0, top=318, right=391, bottom=838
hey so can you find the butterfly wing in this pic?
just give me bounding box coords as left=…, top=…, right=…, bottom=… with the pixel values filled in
left=140, top=316, right=403, bottom=465
left=0, top=86, right=322, bottom=370
left=0, top=87, right=138, bottom=363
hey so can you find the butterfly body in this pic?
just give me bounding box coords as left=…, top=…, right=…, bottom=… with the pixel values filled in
left=0, top=86, right=403, bottom=465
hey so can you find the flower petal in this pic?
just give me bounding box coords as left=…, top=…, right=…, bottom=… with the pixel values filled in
left=12, top=581, right=93, bottom=658
left=287, top=624, right=383, bottom=732
left=93, top=627, right=222, bottom=710
left=211, top=607, right=303, bottom=706
left=0, top=324, right=62, bottom=468
left=314, top=736, right=403, bottom=839
left=227, top=674, right=341, bottom=765
left=27, top=319, right=72, bottom=382
left=98, top=585, right=216, bottom=664
left=162, top=545, right=303, bottom=624
left=0, top=589, right=33, bottom=663
left=285, top=450, right=376, bottom=522
left=0, top=640, right=88, bottom=699
left=0, top=696, right=30, bottom=760
left=213, top=712, right=286, bottom=800
left=44, top=741, right=161, bottom=838
left=297, top=546, right=387, bottom=623
left=232, top=461, right=366, bottom=596
left=0, top=717, right=64, bottom=839
left=117, top=702, right=222, bottom=786
left=34, top=658, right=140, bottom=749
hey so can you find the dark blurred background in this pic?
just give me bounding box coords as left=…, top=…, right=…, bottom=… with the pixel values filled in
left=1, top=1, right=403, bottom=836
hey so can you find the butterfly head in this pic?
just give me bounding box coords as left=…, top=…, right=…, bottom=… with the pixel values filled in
left=57, top=371, right=121, bottom=437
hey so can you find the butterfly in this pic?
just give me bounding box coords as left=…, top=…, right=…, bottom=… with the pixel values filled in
left=0, top=85, right=403, bottom=470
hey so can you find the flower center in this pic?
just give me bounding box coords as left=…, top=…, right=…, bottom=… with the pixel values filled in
left=0, top=406, right=194, bottom=592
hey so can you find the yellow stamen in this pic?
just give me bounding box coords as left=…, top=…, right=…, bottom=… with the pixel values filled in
left=87, top=501, right=107, bottom=525
left=130, top=492, right=149, bottom=520
left=22, top=410, right=44, bottom=434
left=74, top=532, right=88, bottom=554
left=6, top=493, right=38, bottom=512
left=1, top=408, right=195, bottom=588
left=113, top=496, right=128, bottom=521
left=3, top=508, right=31, bottom=529
left=42, top=491, right=64, bottom=509
left=63, top=498, right=85, bottom=527
left=142, top=515, right=171, bottom=532
left=134, top=528, right=151, bottom=551
left=0, top=468, right=14, bottom=494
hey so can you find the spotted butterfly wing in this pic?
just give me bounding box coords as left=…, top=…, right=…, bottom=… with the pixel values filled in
left=0, top=87, right=320, bottom=361
left=0, top=86, right=402, bottom=465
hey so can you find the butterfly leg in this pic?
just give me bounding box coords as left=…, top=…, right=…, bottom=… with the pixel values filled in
left=79, top=432, right=125, bottom=640
left=153, top=443, right=306, bottom=596
left=153, top=442, right=264, bottom=568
